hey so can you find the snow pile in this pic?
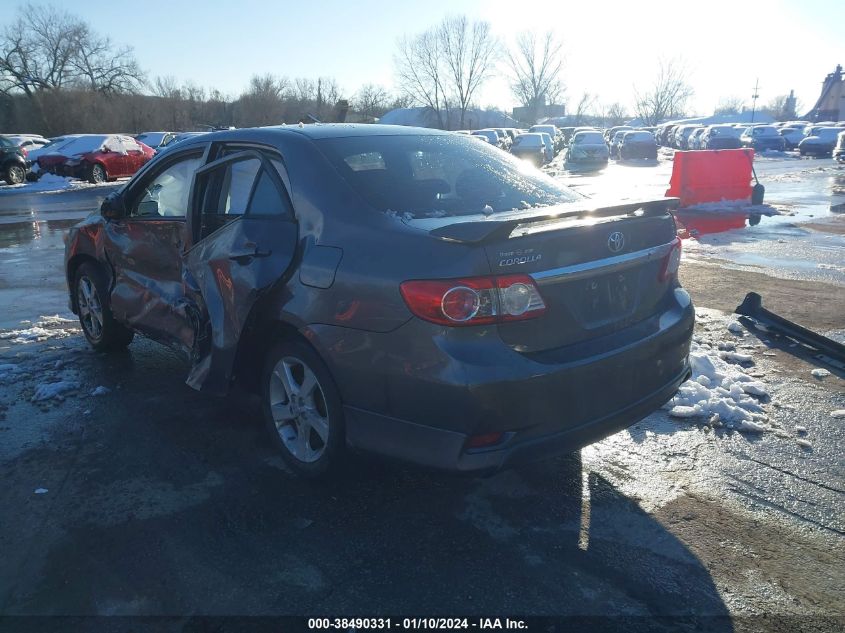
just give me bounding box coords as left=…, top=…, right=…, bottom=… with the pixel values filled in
left=38, top=315, right=76, bottom=326
left=31, top=380, right=79, bottom=402
left=0, top=363, right=21, bottom=377
left=811, top=368, right=831, bottom=378
left=0, top=315, right=77, bottom=344
left=667, top=341, right=770, bottom=431
left=90, top=385, right=110, bottom=397
left=831, top=410, right=845, bottom=419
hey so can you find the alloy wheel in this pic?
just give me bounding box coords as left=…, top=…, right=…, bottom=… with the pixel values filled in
left=269, top=356, right=330, bottom=463
left=7, top=165, right=24, bottom=184
left=92, top=164, right=105, bottom=183
left=77, top=275, right=104, bottom=340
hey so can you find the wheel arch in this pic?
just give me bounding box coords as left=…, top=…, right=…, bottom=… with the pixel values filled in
left=231, top=314, right=326, bottom=394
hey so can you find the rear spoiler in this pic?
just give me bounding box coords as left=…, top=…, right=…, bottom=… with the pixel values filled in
left=428, top=198, right=680, bottom=244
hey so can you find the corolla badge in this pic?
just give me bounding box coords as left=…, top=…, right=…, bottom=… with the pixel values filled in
left=607, top=231, right=625, bottom=253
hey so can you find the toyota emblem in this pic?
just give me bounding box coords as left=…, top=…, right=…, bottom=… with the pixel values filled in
left=607, top=231, right=625, bottom=253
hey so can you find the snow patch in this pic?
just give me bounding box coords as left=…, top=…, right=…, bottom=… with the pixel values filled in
left=830, top=410, right=845, bottom=419
left=667, top=342, right=769, bottom=430
left=719, top=351, right=754, bottom=364
left=726, top=321, right=745, bottom=335
left=34, top=488, right=48, bottom=494
left=90, top=385, right=110, bottom=397
left=32, top=380, right=79, bottom=402
left=810, top=368, right=830, bottom=378
left=0, top=315, right=77, bottom=344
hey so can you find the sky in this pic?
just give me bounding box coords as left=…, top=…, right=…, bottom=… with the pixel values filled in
left=10, top=0, right=844, bottom=117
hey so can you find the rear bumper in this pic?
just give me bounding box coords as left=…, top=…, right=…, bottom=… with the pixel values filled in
left=620, top=145, right=658, bottom=159
left=321, top=291, right=694, bottom=472
left=345, top=361, right=689, bottom=472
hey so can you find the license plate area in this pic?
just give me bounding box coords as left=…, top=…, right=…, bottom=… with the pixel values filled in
left=577, top=270, right=639, bottom=327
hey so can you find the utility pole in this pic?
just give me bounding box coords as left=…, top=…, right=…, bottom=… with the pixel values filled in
left=750, top=78, right=760, bottom=124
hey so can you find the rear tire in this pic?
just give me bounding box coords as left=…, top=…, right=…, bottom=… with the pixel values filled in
left=262, top=339, right=345, bottom=478
left=3, top=164, right=25, bottom=185
left=74, top=262, right=134, bottom=351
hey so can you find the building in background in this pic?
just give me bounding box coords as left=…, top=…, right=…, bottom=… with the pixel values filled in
left=805, top=65, right=844, bottom=122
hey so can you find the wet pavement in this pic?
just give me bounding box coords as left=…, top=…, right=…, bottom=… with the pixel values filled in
left=0, top=156, right=843, bottom=629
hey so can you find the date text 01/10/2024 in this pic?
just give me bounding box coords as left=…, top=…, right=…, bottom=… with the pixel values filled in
left=307, top=618, right=528, bottom=630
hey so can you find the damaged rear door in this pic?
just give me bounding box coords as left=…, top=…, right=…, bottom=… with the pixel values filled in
left=184, top=149, right=298, bottom=393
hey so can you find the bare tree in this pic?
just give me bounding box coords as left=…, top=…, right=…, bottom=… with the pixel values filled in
left=601, top=102, right=628, bottom=127
left=354, top=83, right=392, bottom=119
left=71, top=26, right=144, bottom=93
left=572, top=92, right=597, bottom=125
left=234, top=74, right=289, bottom=126
left=395, top=28, right=450, bottom=128
left=714, top=96, right=744, bottom=115
left=395, top=15, right=498, bottom=129
left=0, top=4, right=144, bottom=96
left=763, top=94, right=800, bottom=121
left=506, top=31, right=564, bottom=119
left=437, top=16, right=499, bottom=129
left=633, top=58, right=693, bottom=125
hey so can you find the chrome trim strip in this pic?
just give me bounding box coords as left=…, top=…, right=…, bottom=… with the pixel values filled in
left=530, top=241, right=676, bottom=284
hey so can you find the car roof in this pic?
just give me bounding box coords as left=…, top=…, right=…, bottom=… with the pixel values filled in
left=272, top=123, right=450, bottom=139
left=164, top=124, right=455, bottom=154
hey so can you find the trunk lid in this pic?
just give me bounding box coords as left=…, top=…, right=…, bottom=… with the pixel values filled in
left=407, top=198, right=679, bottom=353
left=486, top=212, right=676, bottom=352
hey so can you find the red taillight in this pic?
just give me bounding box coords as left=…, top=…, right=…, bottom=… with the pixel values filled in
left=400, top=274, right=546, bottom=326
left=659, top=237, right=682, bottom=281
left=465, top=432, right=505, bottom=449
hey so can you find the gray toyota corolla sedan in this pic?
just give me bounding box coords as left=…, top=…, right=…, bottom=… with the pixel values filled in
left=64, top=124, right=693, bottom=477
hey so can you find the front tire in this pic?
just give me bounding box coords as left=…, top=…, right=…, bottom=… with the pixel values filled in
left=3, top=164, right=25, bottom=185
left=89, top=163, right=107, bottom=184
left=262, top=339, right=345, bottom=478
left=74, top=262, right=134, bottom=351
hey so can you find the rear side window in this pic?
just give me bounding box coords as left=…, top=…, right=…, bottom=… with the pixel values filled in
left=207, top=158, right=262, bottom=216
left=196, top=152, right=294, bottom=238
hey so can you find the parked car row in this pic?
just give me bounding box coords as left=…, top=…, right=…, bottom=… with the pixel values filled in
left=655, top=120, right=845, bottom=157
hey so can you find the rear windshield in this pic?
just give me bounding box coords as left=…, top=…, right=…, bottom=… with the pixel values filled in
left=625, top=132, right=654, bottom=142
left=573, top=132, right=604, bottom=144
left=316, top=134, right=580, bottom=218
left=513, top=134, right=543, bottom=146
left=136, top=132, right=166, bottom=146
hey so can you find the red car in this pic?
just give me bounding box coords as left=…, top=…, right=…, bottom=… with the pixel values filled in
left=37, top=134, right=154, bottom=183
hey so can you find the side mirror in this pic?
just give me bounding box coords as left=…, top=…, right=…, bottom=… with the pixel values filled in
left=101, top=192, right=125, bottom=219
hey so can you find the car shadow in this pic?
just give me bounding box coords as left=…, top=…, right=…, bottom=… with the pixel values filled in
left=0, top=339, right=733, bottom=629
